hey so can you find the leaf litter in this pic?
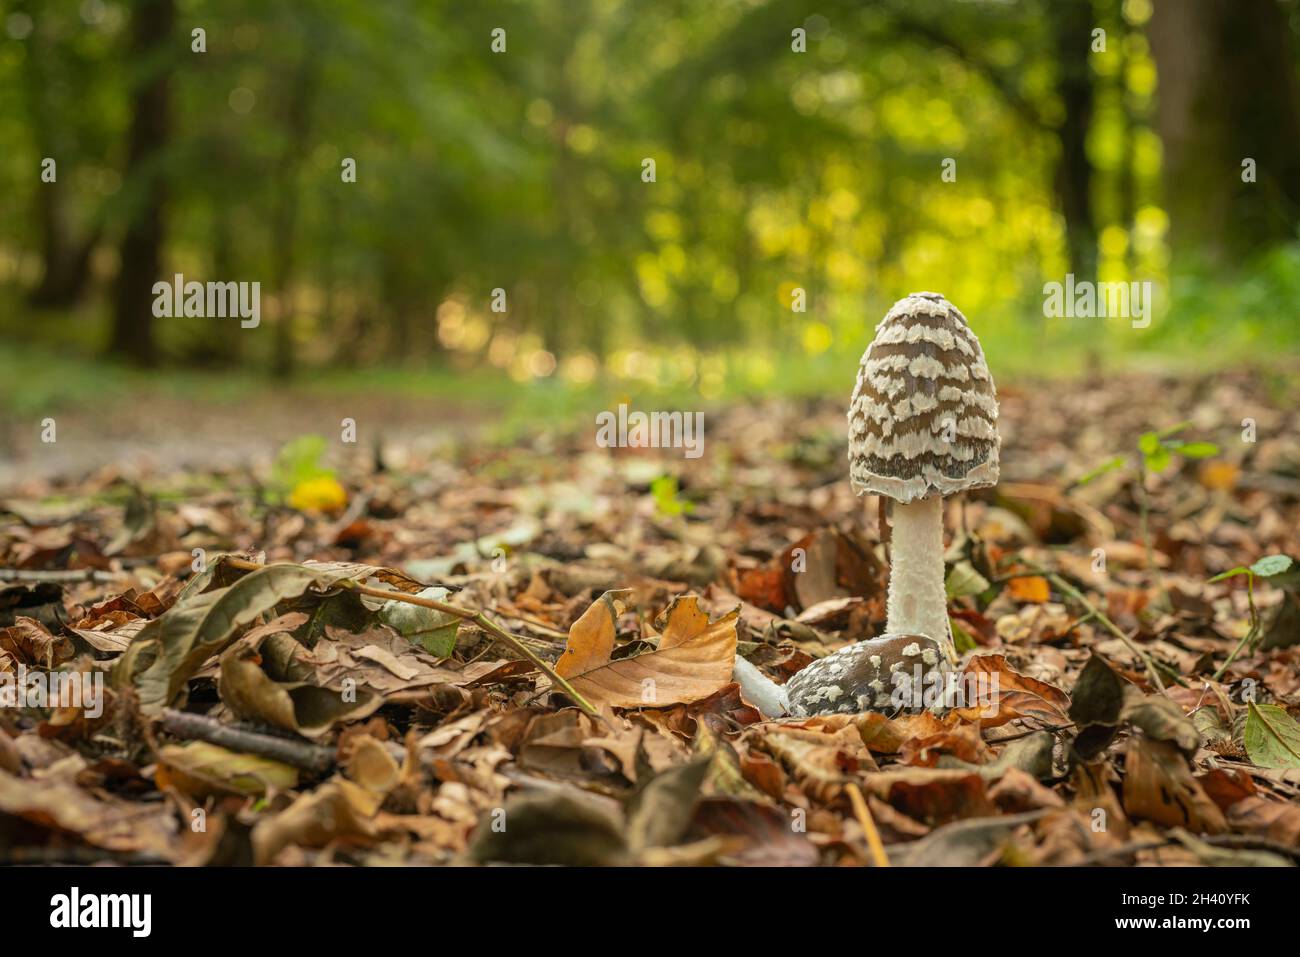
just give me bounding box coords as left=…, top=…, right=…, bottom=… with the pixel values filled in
left=1, top=369, right=1299, bottom=866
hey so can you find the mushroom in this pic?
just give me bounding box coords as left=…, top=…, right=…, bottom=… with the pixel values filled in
left=848, top=291, right=1000, bottom=660
left=732, top=292, right=999, bottom=718
left=783, top=632, right=950, bottom=716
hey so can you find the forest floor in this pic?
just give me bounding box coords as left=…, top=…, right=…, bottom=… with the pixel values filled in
left=1, top=364, right=1299, bottom=866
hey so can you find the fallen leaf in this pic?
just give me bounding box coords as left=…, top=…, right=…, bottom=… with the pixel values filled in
left=560, top=594, right=737, bottom=709
left=1243, top=702, right=1300, bottom=769
left=1122, top=736, right=1226, bottom=834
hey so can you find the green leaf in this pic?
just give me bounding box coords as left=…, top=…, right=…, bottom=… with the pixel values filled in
left=950, top=617, right=977, bottom=654
left=1250, top=555, right=1294, bottom=578
left=1138, top=432, right=1161, bottom=456
left=1142, top=445, right=1171, bottom=473
left=1208, top=565, right=1251, bottom=583
left=1173, top=441, right=1219, bottom=459
left=269, top=435, right=335, bottom=504
left=650, top=475, right=693, bottom=516
left=946, top=560, right=991, bottom=599
left=378, top=586, right=461, bottom=657
left=1074, top=455, right=1126, bottom=486
left=1244, top=702, right=1300, bottom=769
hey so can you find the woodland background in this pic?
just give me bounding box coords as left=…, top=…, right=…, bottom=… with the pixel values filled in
left=1, top=0, right=1298, bottom=430
left=1, top=1, right=1300, bottom=870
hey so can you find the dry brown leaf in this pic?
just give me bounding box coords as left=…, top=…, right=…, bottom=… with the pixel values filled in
left=1122, top=736, right=1226, bottom=834
left=555, top=588, right=633, bottom=678
left=560, top=594, right=737, bottom=709
left=1226, top=795, right=1300, bottom=847
left=950, top=654, right=1071, bottom=727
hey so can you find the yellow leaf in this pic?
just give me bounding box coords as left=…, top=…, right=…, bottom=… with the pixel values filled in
left=288, top=476, right=347, bottom=512
left=1198, top=460, right=1239, bottom=492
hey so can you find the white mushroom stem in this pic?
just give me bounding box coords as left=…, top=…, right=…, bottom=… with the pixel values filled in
left=885, top=494, right=954, bottom=662
left=732, top=655, right=790, bottom=718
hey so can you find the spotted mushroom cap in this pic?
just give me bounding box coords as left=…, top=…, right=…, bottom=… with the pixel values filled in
left=848, top=292, right=1000, bottom=504
left=784, top=633, right=949, bottom=717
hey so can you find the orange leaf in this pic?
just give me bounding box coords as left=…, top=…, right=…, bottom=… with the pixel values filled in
left=1198, top=460, right=1240, bottom=492
left=1007, top=576, right=1051, bottom=603
left=555, top=589, right=633, bottom=678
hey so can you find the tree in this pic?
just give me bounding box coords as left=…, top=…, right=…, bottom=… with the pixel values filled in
left=1147, top=0, right=1300, bottom=260
left=109, top=0, right=176, bottom=365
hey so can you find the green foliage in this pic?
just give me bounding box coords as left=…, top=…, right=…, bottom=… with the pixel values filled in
left=1209, top=554, right=1294, bottom=583
left=650, top=475, right=693, bottom=517
left=1207, top=555, right=1294, bottom=679
left=1077, top=423, right=1219, bottom=486
left=0, top=0, right=1297, bottom=385
left=269, top=435, right=334, bottom=504
left=1243, top=703, right=1300, bottom=770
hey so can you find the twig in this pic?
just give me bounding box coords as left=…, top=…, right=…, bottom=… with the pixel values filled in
left=160, top=707, right=335, bottom=774
left=221, top=557, right=599, bottom=716
left=845, top=782, right=890, bottom=867
left=0, top=846, right=172, bottom=866
left=1020, top=560, right=1173, bottom=694
left=490, top=607, right=569, bottom=641
left=990, top=721, right=1076, bottom=742
left=0, top=568, right=127, bottom=584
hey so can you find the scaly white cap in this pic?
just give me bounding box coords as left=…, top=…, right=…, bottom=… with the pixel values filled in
left=847, top=292, right=1000, bottom=503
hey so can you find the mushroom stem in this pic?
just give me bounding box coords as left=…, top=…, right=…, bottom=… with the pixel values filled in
left=885, top=495, right=953, bottom=660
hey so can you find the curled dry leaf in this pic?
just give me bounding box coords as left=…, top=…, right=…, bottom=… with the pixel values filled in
left=116, top=561, right=410, bottom=712
left=217, top=624, right=383, bottom=738
left=557, top=594, right=737, bottom=709
left=950, top=654, right=1071, bottom=728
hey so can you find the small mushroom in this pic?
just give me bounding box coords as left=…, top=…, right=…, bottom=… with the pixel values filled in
left=730, top=293, right=999, bottom=719
left=784, top=632, right=949, bottom=717
left=848, top=292, right=1000, bottom=659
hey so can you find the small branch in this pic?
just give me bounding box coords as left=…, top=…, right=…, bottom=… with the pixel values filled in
left=160, top=707, right=335, bottom=774
left=845, top=782, right=890, bottom=867
left=222, top=557, right=599, bottom=716
left=0, top=568, right=126, bottom=584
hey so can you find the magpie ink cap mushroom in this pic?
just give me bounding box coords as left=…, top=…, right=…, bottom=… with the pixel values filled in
left=728, top=293, right=997, bottom=720
left=848, top=292, right=1000, bottom=658
left=784, top=632, right=949, bottom=717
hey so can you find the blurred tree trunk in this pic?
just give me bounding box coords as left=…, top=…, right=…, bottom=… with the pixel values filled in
left=1147, top=0, right=1300, bottom=259
left=109, top=0, right=174, bottom=365
left=1051, top=0, right=1097, bottom=281
left=18, top=0, right=99, bottom=308
left=269, top=58, right=318, bottom=379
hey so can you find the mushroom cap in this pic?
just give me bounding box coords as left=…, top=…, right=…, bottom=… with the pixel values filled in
left=784, top=633, right=949, bottom=717
left=848, top=292, right=1000, bottom=503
